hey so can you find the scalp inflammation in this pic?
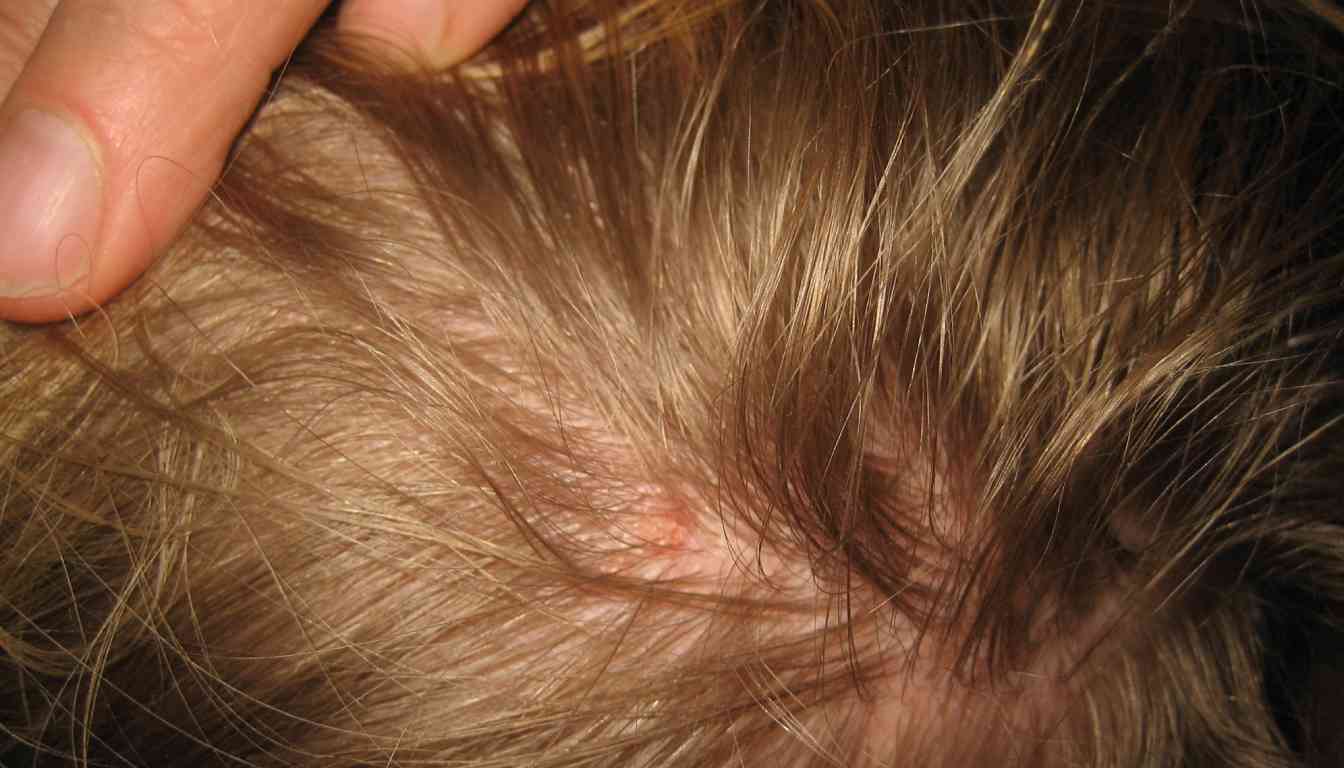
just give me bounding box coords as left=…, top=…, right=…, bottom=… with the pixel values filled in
left=3, top=1, right=1344, bottom=766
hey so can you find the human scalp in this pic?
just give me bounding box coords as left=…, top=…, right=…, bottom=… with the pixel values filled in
left=4, top=1, right=1344, bottom=766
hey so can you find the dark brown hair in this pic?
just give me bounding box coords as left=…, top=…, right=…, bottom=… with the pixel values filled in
left=4, top=1, right=1344, bottom=765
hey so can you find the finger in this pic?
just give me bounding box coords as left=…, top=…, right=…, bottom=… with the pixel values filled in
left=0, top=0, right=328, bottom=323
left=0, top=1, right=58, bottom=100
left=339, top=0, right=528, bottom=68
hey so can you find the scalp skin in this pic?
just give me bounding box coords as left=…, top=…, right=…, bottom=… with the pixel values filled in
left=3, top=2, right=1344, bottom=766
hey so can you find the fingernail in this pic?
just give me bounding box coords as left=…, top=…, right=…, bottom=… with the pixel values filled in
left=0, top=109, right=101, bottom=298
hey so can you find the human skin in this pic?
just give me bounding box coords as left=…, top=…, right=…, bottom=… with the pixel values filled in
left=0, top=0, right=526, bottom=323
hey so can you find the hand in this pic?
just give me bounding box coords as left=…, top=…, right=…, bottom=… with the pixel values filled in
left=0, top=0, right=527, bottom=323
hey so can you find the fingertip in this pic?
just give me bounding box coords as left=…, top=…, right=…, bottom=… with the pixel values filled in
left=0, top=235, right=126, bottom=325
left=0, top=107, right=103, bottom=323
left=0, top=106, right=206, bottom=324
left=0, top=0, right=330, bottom=324
left=0, top=112, right=208, bottom=324
left=339, top=0, right=527, bottom=68
left=438, top=0, right=530, bottom=65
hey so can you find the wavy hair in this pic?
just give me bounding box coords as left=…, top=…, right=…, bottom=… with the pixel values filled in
left=4, top=1, right=1344, bottom=765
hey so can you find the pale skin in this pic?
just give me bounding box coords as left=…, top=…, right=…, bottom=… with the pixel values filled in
left=0, top=0, right=527, bottom=323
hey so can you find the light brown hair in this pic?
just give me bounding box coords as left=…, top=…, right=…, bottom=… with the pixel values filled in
left=4, top=1, right=1344, bottom=765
